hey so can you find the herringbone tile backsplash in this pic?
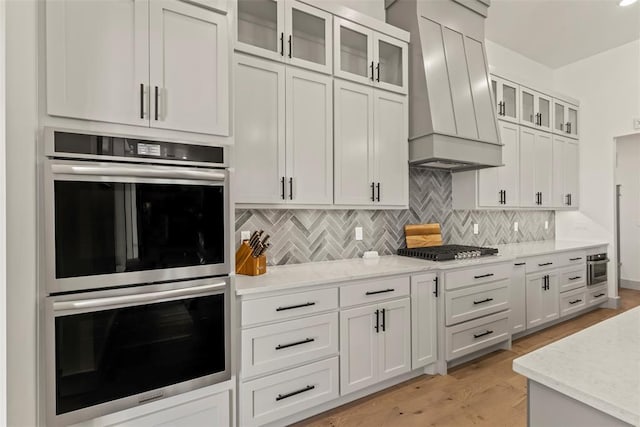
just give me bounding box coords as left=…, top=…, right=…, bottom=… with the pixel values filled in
left=235, top=169, right=555, bottom=266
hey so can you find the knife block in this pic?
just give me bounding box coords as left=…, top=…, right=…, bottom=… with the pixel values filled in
left=235, top=241, right=267, bottom=276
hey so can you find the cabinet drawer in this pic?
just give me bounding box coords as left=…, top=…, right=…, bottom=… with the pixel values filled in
left=557, top=250, right=586, bottom=268
left=560, top=287, right=587, bottom=317
left=525, top=254, right=559, bottom=274
left=558, top=266, right=587, bottom=293
left=445, top=311, right=510, bottom=361
left=445, top=279, right=510, bottom=326
left=240, top=357, right=339, bottom=427
left=241, top=313, right=338, bottom=378
left=587, top=285, right=608, bottom=306
left=241, top=288, right=338, bottom=326
left=340, top=276, right=409, bottom=307
left=444, top=262, right=512, bottom=290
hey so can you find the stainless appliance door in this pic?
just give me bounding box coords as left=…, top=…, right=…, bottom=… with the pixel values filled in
left=45, top=278, right=231, bottom=427
left=588, top=259, right=609, bottom=286
left=44, top=159, right=230, bottom=294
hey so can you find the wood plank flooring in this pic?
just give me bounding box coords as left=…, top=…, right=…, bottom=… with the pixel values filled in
left=296, top=289, right=640, bottom=427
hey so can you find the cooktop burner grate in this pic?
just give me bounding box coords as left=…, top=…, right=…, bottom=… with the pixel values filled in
left=397, top=244, right=498, bottom=261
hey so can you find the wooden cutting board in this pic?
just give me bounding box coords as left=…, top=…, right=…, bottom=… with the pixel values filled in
left=405, top=223, right=442, bottom=248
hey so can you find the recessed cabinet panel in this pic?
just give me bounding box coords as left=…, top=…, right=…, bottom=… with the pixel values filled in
left=478, top=121, right=519, bottom=207
left=534, top=132, right=553, bottom=207
left=46, top=0, right=149, bottom=126
left=236, top=0, right=284, bottom=62
left=378, top=298, right=411, bottom=382
left=411, top=274, right=437, bottom=369
left=340, top=305, right=379, bottom=395
left=234, top=55, right=286, bottom=204
left=519, top=127, right=536, bottom=207
left=149, top=0, right=229, bottom=135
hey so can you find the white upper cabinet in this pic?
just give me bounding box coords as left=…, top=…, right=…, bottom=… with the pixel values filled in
left=46, top=0, right=229, bottom=136
left=46, top=0, right=149, bottom=127
left=519, top=86, right=552, bottom=133
left=478, top=121, right=520, bottom=207
left=149, top=0, right=229, bottom=135
left=491, top=75, right=519, bottom=124
left=334, top=18, right=407, bottom=94
left=553, top=99, right=579, bottom=139
left=552, top=136, right=579, bottom=208
left=519, top=127, right=552, bottom=208
left=236, top=0, right=332, bottom=74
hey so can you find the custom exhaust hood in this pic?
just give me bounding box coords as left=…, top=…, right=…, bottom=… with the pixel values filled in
left=387, top=0, right=502, bottom=172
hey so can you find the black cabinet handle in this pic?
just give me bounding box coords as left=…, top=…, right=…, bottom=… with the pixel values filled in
left=569, top=276, right=581, bottom=281
left=569, top=194, right=572, bottom=206
left=474, top=273, right=494, bottom=279
left=539, top=192, right=543, bottom=205
left=569, top=257, right=583, bottom=261
left=375, top=309, right=379, bottom=333
left=370, top=61, right=374, bottom=81
left=376, top=63, right=380, bottom=82
left=371, top=182, right=375, bottom=202
left=473, top=297, right=494, bottom=305
left=433, top=276, right=439, bottom=298
left=289, top=177, right=293, bottom=200
left=503, top=190, right=506, bottom=205
left=276, top=385, right=315, bottom=401
left=275, top=338, right=315, bottom=350
left=154, top=86, right=159, bottom=121
left=569, top=299, right=582, bottom=305
left=140, top=83, right=144, bottom=119
left=276, top=302, right=315, bottom=312
left=288, top=34, right=292, bottom=58
left=538, top=262, right=553, bottom=267
left=595, top=293, right=605, bottom=298
left=567, top=122, right=572, bottom=134
left=366, top=288, right=395, bottom=295
left=280, top=33, right=284, bottom=56
left=381, top=308, right=386, bottom=332
left=498, top=190, right=503, bottom=204
left=376, top=182, right=380, bottom=202
left=281, top=177, right=285, bottom=200
left=473, top=330, right=494, bottom=339
left=514, top=262, right=526, bottom=266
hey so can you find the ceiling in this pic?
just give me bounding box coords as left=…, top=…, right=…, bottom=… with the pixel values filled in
left=485, top=0, right=640, bottom=69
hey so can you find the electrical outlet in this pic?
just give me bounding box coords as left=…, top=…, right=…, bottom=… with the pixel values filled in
left=473, top=223, right=479, bottom=235
left=355, top=227, right=363, bottom=241
left=514, top=222, right=519, bottom=232
left=240, top=230, right=251, bottom=241
left=544, top=221, right=549, bottom=230
left=634, top=117, right=640, bottom=130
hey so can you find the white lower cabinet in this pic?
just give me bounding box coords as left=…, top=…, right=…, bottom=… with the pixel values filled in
left=445, top=311, right=510, bottom=361
left=526, top=271, right=559, bottom=328
left=240, top=357, right=339, bottom=427
left=559, top=287, right=587, bottom=317
left=410, top=273, right=438, bottom=369
left=340, top=297, right=411, bottom=395
left=510, top=262, right=527, bottom=334
left=587, top=285, right=608, bottom=306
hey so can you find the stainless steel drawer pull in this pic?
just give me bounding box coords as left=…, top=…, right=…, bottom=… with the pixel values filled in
left=275, top=338, right=315, bottom=351
left=569, top=276, right=581, bottom=281
left=569, top=257, right=583, bottom=261
left=538, top=262, right=553, bottom=266
left=366, top=288, right=395, bottom=295
left=569, top=299, right=583, bottom=305
left=594, top=293, right=606, bottom=298
left=276, top=302, right=315, bottom=312
left=473, top=330, right=494, bottom=339
left=276, top=385, right=315, bottom=401
left=474, top=273, right=494, bottom=279
left=473, top=298, right=494, bottom=305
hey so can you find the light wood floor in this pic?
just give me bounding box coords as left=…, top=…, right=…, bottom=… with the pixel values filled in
left=296, top=288, right=640, bottom=427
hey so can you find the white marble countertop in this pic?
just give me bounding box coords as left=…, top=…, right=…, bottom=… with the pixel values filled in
left=235, top=240, right=607, bottom=296
left=513, top=307, right=640, bottom=426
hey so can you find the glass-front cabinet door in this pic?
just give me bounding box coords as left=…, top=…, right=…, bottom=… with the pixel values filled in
left=520, top=87, right=536, bottom=127
left=537, top=92, right=552, bottom=132
left=553, top=99, right=567, bottom=134
left=236, top=0, right=285, bottom=62
left=285, top=0, right=332, bottom=74
left=567, top=105, right=579, bottom=138
left=334, top=17, right=374, bottom=87
left=373, top=33, right=407, bottom=94
left=491, top=75, right=519, bottom=123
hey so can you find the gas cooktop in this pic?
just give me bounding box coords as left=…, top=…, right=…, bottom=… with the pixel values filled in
left=397, top=244, right=499, bottom=261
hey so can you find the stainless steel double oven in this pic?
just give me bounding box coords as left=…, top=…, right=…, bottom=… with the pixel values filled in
left=40, top=129, right=231, bottom=426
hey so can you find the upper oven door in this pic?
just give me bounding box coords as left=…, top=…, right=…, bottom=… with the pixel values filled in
left=44, top=159, right=230, bottom=294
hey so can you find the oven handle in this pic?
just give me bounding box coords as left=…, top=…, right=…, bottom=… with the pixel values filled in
left=53, top=282, right=227, bottom=312
left=51, top=164, right=226, bottom=182
left=587, top=259, right=610, bottom=265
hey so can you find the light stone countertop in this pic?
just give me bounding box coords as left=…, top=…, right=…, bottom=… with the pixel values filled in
left=234, top=240, right=608, bottom=296
left=513, top=307, right=640, bottom=426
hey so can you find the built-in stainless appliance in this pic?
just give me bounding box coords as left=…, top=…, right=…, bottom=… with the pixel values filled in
left=397, top=244, right=499, bottom=261
left=41, top=129, right=232, bottom=426
left=42, top=129, right=230, bottom=294
left=45, top=278, right=230, bottom=426
left=587, top=252, right=609, bottom=286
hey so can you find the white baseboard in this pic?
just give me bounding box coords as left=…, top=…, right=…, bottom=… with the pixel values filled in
left=603, top=296, right=620, bottom=309
left=620, top=279, right=640, bottom=290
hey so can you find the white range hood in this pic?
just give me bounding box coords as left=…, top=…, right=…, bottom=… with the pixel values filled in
left=387, top=0, right=502, bottom=172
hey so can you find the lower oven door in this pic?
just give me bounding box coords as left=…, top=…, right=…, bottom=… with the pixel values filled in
left=45, top=278, right=230, bottom=427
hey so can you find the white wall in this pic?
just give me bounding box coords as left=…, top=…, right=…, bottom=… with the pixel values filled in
left=485, top=39, right=554, bottom=91
left=554, top=39, right=640, bottom=297
left=6, top=0, right=39, bottom=425
left=0, top=0, right=7, bottom=424
left=616, top=134, right=640, bottom=285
